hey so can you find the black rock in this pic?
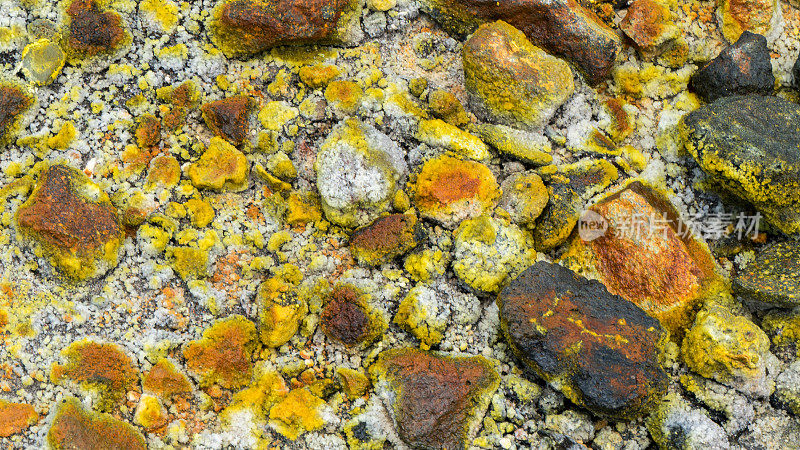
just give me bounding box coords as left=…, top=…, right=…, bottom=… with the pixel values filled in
left=793, top=53, right=800, bottom=90
left=689, top=31, right=774, bottom=102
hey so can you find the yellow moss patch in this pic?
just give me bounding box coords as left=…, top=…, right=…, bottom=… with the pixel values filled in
left=47, top=398, right=146, bottom=449
left=223, top=369, right=289, bottom=420
left=336, top=368, right=370, bottom=398
left=0, top=400, right=38, bottom=437
left=325, top=80, right=362, bottom=114
left=183, top=315, right=259, bottom=389
left=142, top=358, right=192, bottom=399
left=285, top=191, right=323, bottom=227
left=168, top=246, right=208, bottom=281
left=299, top=64, right=341, bottom=88
left=139, top=0, right=179, bottom=33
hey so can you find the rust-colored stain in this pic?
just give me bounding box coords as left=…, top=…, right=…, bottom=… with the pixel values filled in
left=0, top=85, right=33, bottom=142
left=183, top=317, right=257, bottom=390
left=320, top=285, right=370, bottom=346
left=47, top=399, right=146, bottom=450
left=142, top=359, right=193, bottom=400
left=619, top=0, right=669, bottom=49
left=0, top=400, right=38, bottom=437
left=377, top=348, right=498, bottom=449
left=17, top=165, right=121, bottom=254
left=201, top=96, right=252, bottom=145
left=67, top=0, right=126, bottom=56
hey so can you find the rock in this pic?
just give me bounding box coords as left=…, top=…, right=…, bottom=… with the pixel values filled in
left=0, top=400, right=38, bottom=437
left=51, top=340, right=139, bottom=412
left=682, top=303, right=772, bottom=397
left=462, top=21, right=574, bottom=131
left=268, top=388, right=329, bottom=440
left=774, top=360, right=800, bottom=416
left=411, top=155, right=499, bottom=229
left=498, top=261, right=667, bottom=419
left=370, top=348, right=500, bottom=449
left=421, top=0, right=621, bottom=85
left=16, top=164, right=125, bottom=281
left=0, top=82, right=35, bottom=147
left=738, top=410, right=800, bottom=449
left=183, top=315, right=259, bottom=389
left=681, top=95, right=800, bottom=235
left=20, top=38, right=66, bottom=86
left=63, top=0, right=131, bottom=63
left=208, top=0, right=362, bottom=58
left=315, top=119, right=406, bottom=228
left=689, top=31, right=774, bottom=102
left=201, top=95, right=254, bottom=145
left=647, top=393, right=731, bottom=450
left=47, top=398, right=146, bottom=450
left=416, top=119, right=490, bottom=160
left=135, top=114, right=161, bottom=148
left=336, top=368, right=370, bottom=398
left=427, top=89, right=470, bottom=127
left=474, top=123, right=553, bottom=166
left=761, top=309, right=800, bottom=358
left=349, top=214, right=422, bottom=266
left=717, top=0, right=782, bottom=44
left=134, top=394, right=168, bottom=430
left=619, top=0, right=679, bottom=58
left=560, top=182, right=720, bottom=335
left=320, top=284, right=385, bottom=347
left=734, top=241, right=800, bottom=306
left=452, top=215, right=537, bottom=294
left=325, top=80, right=363, bottom=114
left=142, top=359, right=192, bottom=400
left=498, top=172, right=549, bottom=228
left=793, top=54, right=800, bottom=90
left=187, top=137, right=249, bottom=191
left=533, top=159, right=618, bottom=251
left=257, top=268, right=308, bottom=347
left=394, top=281, right=480, bottom=348
left=679, top=374, right=755, bottom=435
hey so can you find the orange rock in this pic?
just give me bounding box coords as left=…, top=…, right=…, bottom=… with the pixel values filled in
left=0, top=400, right=38, bottom=437
left=320, top=285, right=383, bottom=347
left=135, top=114, right=161, bottom=148
left=0, top=83, right=34, bottom=147
left=561, top=182, right=719, bottom=335
left=411, top=155, right=499, bottom=229
left=64, top=0, right=128, bottom=59
left=51, top=340, right=139, bottom=412
left=349, top=214, right=422, bottom=266
left=183, top=315, right=259, bottom=389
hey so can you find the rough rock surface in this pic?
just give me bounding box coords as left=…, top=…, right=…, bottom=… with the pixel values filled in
left=734, top=240, right=800, bottom=306
left=349, top=213, right=422, bottom=266
left=498, top=261, right=668, bottom=419
left=690, top=31, right=774, bottom=102
left=462, top=20, right=574, bottom=130
left=371, top=348, right=500, bottom=449
left=681, top=95, right=800, bottom=235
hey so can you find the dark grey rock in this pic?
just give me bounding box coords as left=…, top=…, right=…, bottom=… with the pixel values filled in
left=689, top=31, right=774, bottom=102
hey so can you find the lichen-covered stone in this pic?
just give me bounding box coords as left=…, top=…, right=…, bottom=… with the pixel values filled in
left=142, top=359, right=192, bottom=399
left=619, top=0, right=679, bottom=57
left=320, top=284, right=384, bottom=347
left=183, top=315, right=259, bottom=389
left=51, top=340, right=139, bottom=412
left=682, top=303, right=772, bottom=397
left=773, top=360, right=800, bottom=416
left=560, top=182, right=720, bottom=335
left=474, top=123, right=553, bottom=166
left=0, top=400, right=38, bottom=437
left=47, top=398, right=146, bottom=450
left=462, top=21, right=574, bottom=131
left=498, top=172, right=549, bottom=228
left=498, top=261, right=668, bottom=419
left=257, top=268, right=308, bottom=347
left=452, top=215, right=537, bottom=294
left=416, top=118, right=490, bottom=160
left=325, top=80, right=363, bottom=114
left=411, top=155, right=499, bottom=229
left=534, top=159, right=618, bottom=251
left=268, top=388, right=328, bottom=440
left=208, top=0, right=362, bottom=58
left=145, top=155, right=181, bottom=189
left=20, top=38, right=66, bottom=86
left=63, top=0, right=131, bottom=63
left=761, top=310, right=800, bottom=358
left=16, top=164, right=124, bottom=281
left=0, top=82, right=35, bottom=147
left=394, top=281, right=480, bottom=348
left=315, top=119, right=406, bottom=228
left=336, top=367, right=370, bottom=398
left=370, top=348, right=500, bottom=449
left=681, top=95, right=800, bottom=235
left=734, top=241, right=800, bottom=306
left=421, top=0, right=621, bottom=85
left=135, top=113, right=161, bottom=148
left=134, top=394, right=168, bottom=430
left=201, top=95, right=253, bottom=145
left=717, top=0, right=782, bottom=43
left=349, top=213, right=422, bottom=266
left=187, top=137, right=249, bottom=191
left=689, top=31, right=774, bottom=102
left=427, top=89, right=470, bottom=127
left=646, top=393, right=731, bottom=450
